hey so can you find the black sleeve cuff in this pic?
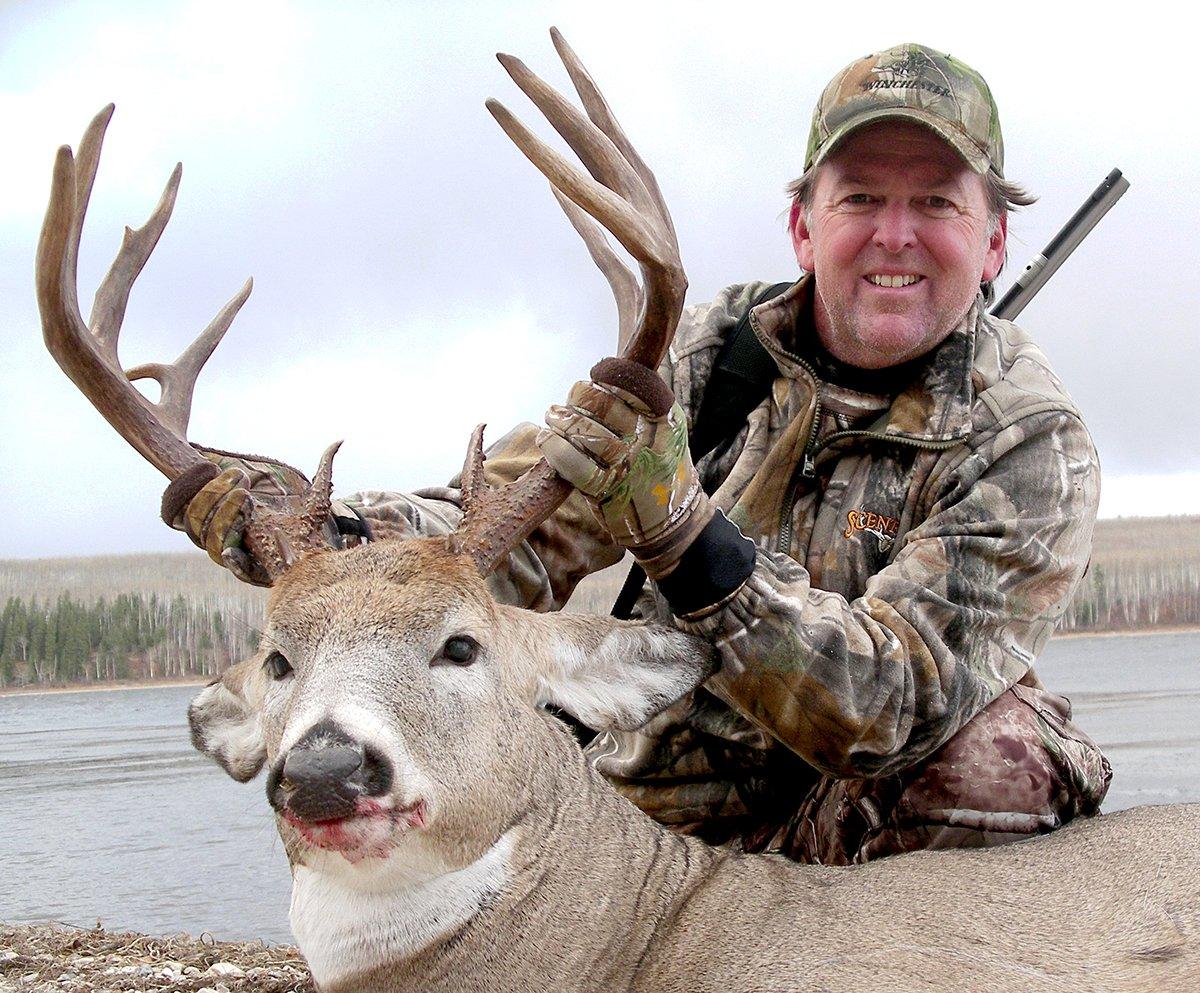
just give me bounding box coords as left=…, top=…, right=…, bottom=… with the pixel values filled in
left=655, top=510, right=756, bottom=616
left=333, top=506, right=374, bottom=542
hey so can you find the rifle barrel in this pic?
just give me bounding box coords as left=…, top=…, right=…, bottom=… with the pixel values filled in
left=991, top=168, right=1130, bottom=321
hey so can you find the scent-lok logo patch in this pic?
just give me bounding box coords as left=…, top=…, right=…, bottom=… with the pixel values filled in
left=844, top=509, right=900, bottom=553
left=862, top=50, right=951, bottom=99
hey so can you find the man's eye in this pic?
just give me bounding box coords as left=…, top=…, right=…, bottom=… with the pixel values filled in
left=264, top=651, right=293, bottom=680
left=843, top=193, right=875, bottom=206
left=922, top=195, right=956, bottom=212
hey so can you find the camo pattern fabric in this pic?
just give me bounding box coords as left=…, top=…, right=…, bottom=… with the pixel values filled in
left=541, top=380, right=715, bottom=580
left=741, top=683, right=1112, bottom=863
left=345, top=276, right=1110, bottom=862
left=807, top=42, right=1004, bottom=174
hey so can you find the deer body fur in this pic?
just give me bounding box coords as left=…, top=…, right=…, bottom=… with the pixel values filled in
left=189, top=542, right=1200, bottom=993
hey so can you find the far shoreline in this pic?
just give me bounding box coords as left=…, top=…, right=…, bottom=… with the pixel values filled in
left=2, top=626, right=1198, bottom=699
left=1053, top=625, right=1200, bottom=641
left=0, top=677, right=209, bottom=699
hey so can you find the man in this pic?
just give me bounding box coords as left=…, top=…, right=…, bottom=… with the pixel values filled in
left=172, top=44, right=1110, bottom=864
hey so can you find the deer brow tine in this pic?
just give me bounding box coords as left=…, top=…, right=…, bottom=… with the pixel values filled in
left=458, top=423, right=489, bottom=512
left=486, top=98, right=668, bottom=271
left=90, top=162, right=182, bottom=360
left=549, top=27, right=678, bottom=245
left=303, top=440, right=342, bottom=519
left=550, top=188, right=640, bottom=351
left=494, top=52, right=656, bottom=221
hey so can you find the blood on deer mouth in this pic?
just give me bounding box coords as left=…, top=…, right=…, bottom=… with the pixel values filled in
left=282, top=798, right=429, bottom=861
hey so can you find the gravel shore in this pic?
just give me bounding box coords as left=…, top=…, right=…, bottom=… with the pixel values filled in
left=0, top=925, right=313, bottom=993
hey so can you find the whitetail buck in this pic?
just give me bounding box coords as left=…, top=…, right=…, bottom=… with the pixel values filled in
left=36, top=28, right=1200, bottom=993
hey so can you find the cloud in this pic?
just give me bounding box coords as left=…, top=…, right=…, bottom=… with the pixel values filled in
left=1099, top=473, right=1200, bottom=520
left=4, top=0, right=1198, bottom=560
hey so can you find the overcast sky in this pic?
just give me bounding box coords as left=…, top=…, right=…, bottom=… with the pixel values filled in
left=2, top=0, right=1198, bottom=560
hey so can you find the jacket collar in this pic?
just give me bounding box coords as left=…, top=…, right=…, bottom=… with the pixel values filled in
left=751, top=274, right=977, bottom=443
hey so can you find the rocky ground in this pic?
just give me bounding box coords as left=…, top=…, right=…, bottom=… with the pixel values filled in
left=0, top=925, right=313, bottom=993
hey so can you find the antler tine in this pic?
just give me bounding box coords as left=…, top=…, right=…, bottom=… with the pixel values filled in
left=484, top=100, right=670, bottom=276
left=550, top=188, right=641, bottom=351
left=549, top=27, right=678, bottom=246
left=64, top=106, right=116, bottom=310
left=126, top=278, right=253, bottom=437
left=89, top=163, right=182, bottom=360
left=304, top=440, right=342, bottom=520
left=459, top=423, right=489, bottom=512
left=494, top=52, right=657, bottom=222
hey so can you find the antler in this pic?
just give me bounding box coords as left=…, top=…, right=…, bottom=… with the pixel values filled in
left=36, top=105, right=340, bottom=582
left=451, top=27, right=687, bottom=575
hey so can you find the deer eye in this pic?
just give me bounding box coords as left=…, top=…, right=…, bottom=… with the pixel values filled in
left=434, top=636, right=479, bottom=667
left=264, top=651, right=293, bottom=680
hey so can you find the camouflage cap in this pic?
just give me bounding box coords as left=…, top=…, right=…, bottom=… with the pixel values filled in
left=805, top=43, right=1004, bottom=176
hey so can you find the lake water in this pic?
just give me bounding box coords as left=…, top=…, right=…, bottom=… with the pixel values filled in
left=1, top=630, right=1198, bottom=945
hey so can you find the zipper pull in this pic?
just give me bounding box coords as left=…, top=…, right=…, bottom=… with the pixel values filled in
left=801, top=452, right=816, bottom=478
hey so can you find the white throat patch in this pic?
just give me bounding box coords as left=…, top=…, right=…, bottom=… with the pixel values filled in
left=290, top=829, right=518, bottom=988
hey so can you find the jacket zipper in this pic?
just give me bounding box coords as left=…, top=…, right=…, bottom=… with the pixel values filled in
left=747, top=305, right=962, bottom=554
left=748, top=308, right=825, bottom=554
left=748, top=308, right=828, bottom=554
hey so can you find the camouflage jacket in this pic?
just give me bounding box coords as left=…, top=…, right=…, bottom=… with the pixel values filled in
left=347, top=276, right=1100, bottom=836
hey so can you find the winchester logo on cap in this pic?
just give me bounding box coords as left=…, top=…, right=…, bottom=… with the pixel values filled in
left=804, top=43, right=1004, bottom=176
left=862, top=50, right=951, bottom=98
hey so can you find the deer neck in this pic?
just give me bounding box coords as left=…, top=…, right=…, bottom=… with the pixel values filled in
left=296, top=718, right=719, bottom=993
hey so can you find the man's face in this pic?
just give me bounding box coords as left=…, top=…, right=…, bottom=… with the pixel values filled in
left=791, top=121, right=1006, bottom=370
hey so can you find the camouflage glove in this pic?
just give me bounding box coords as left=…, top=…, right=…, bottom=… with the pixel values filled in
left=538, top=358, right=715, bottom=580
left=160, top=447, right=364, bottom=586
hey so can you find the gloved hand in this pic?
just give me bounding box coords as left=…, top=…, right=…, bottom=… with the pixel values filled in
left=161, top=447, right=319, bottom=586
left=538, top=357, right=715, bottom=580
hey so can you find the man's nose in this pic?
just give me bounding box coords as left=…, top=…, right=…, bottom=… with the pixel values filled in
left=872, top=201, right=917, bottom=253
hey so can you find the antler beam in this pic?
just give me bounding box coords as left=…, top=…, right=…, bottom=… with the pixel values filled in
left=451, top=28, right=688, bottom=575
left=37, top=105, right=342, bottom=583
left=36, top=104, right=248, bottom=479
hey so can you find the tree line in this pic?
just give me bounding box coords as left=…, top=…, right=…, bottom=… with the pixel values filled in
left=1059, top=559, right=1200, bottom=632
left=3, top=515, right=1199, bottom=689
left=0, top=591, right=261, bottom=688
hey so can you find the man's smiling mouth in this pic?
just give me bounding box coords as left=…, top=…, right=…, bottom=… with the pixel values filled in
left=865, top=274, right=924, bottom=288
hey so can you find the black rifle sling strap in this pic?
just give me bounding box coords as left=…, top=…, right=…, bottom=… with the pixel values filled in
left=610, top=281, right=793, bottom=619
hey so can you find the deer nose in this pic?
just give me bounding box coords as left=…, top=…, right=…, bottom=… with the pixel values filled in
left=269, top=719, right=394, bottom=822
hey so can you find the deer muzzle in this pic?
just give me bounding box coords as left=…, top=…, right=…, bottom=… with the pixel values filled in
left=269, top=719, right=394, bottom=824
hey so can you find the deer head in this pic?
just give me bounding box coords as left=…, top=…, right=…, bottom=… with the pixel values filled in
left=189, top=539, right=715, bottom=873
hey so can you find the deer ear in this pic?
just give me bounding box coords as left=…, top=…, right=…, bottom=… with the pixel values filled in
left=188, top=653, right=269, bottom=782
left=531, top=613, right=718, bottom=731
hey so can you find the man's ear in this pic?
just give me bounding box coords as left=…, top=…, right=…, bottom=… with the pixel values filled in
left=983, top=210, right=1007, bottom=283
left=525, top=612, right=718, bottom=732
left=789, top=200, right=815, bottom=272
left=188, top=652, right=269, bottom=782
